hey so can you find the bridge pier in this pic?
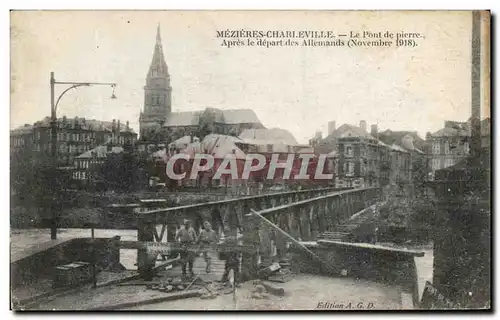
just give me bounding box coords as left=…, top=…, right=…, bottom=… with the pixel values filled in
left=137, top=218, right=155, bottom=280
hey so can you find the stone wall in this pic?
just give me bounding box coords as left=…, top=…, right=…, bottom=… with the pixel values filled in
left=11, top=237, right=121, bottom=289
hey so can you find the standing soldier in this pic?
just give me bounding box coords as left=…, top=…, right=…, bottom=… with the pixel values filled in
left=197, top=220, right=219, bottom=273
left=175, top=219, right=197, bottom=279
left=219, top=236, right=241, bottom=288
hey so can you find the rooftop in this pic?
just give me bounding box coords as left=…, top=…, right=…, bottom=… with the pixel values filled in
left=239, top=128, right=298, bottom=146
left=11, top=117, right=136, bottom=135
left=164, top=108, right=262, bottom=127
left=76, top=139, right=124, bottom=159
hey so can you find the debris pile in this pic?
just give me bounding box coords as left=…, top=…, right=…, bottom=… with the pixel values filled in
left=251, top=280, right=285, bottom=299
left=258, top=260, right=295, bottom=283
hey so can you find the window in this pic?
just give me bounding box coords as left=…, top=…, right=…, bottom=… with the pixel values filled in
left=432, top=141, right=441, bottom=154
left=464, top=142, right=470, bottom=155
left=360, top=161, right=366, bottom=175
left=444, top=141, right=450, bottom=154
left=346, top=161, right=355, bottom=176
left=360, top=147, right=366, bottom=158
left=345, top=145, right=354, bottom=157
left=151, top=93, right=160, bottom=106
left=432, top=159, right=440, bottom=170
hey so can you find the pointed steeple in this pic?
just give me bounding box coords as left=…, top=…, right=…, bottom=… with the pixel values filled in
left=140, top=23, right=172, bottom=138
left=156, top=23, right=162, bottom=45
left=148, top=23, right=168, bottom=78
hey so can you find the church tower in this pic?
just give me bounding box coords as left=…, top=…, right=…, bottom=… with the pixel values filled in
left=139, top=24, right=172, bottom=139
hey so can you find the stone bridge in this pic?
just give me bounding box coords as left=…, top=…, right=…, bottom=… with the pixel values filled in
left=131, top=187, right=382, bottom=279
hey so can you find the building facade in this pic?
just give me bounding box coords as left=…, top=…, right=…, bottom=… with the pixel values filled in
left=377, top=129, right=428, bottom=193
left=316, top=121, right=418, bottom=190
left=72, top=144, right=125, bottom=184
left=426, top=118, right=490, bottom=179
left=335, top=123, right=383, bottom=189
left=10, top=116, right=137, bottom=166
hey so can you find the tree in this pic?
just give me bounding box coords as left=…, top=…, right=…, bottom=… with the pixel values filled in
left=10, top=149, right=71, bottom=227
left=98, top=143, right=148, bottom=192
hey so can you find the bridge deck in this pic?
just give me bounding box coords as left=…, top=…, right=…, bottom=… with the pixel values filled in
left=157, top=249, right=227, bottom=282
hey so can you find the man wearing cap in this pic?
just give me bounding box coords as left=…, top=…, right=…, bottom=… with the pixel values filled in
left=175, top=219, right=197, bottom=279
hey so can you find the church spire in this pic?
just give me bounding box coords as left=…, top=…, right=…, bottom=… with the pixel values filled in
left=148, top=23, right=168, bottom=77
left=156, top=23, right=162, bottom=45
left=140, top=23, right=172, bottom=140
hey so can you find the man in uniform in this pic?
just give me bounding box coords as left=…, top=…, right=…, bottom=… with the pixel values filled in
left=197, top=220, right=219, bottom=273
left=175, top=219, right=197, bottom=279
left=220, top=236, right=241, bottom=288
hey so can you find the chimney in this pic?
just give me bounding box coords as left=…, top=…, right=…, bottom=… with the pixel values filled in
left=112, top=119, right=116, bottom=131
left=328, top=121, right=336, bottom=135
left=359, top=120, right=367, bottom=132
left=126, top=121, right=130, bottom=130
left=117, top=120, right=121, bottom=133
left=371, top=124, right=378, bottom=136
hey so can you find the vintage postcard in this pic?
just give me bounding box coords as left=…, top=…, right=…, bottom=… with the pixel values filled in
left=10, top=10, right=491, bottom=311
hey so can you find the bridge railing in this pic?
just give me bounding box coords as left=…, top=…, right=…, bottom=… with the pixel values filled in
left=135, top=186, right=353, bottom=243
left=239, top=187, right=381, bottom=280
left=134, top=186, right=355, bottom=277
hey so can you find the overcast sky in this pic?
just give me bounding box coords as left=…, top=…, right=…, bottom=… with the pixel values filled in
left=11, top=11, right=482, bottom=143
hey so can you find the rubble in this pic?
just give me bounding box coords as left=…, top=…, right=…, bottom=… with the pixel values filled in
left=267, top=269, right=295, bottom=283
left=258, top=262, right=281, bottom=279
left=254, top=280, right=285, bottom=297
left=251, top=283, right=270, bottom=300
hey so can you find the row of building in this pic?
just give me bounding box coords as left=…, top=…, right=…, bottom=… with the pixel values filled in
left=10, top=24, right=491, bottom=191
left=309, top=117, right=491, bottom=190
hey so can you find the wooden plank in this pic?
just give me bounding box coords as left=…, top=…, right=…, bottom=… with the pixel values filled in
left=118, top=241, right=256, bottom=253
left=86, top=290, right=202, bottom=310
left=250, top=209, right=329, bottom=271
left=316, top=240, right=425, bottom=257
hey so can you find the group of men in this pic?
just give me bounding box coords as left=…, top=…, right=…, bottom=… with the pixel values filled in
left=175, top=219, right=240, bottom=284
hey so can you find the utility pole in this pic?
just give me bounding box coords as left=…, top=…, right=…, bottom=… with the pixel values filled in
left=49, top=72, right=117, bottom=240
left=50, top=72, right=57, bottom=239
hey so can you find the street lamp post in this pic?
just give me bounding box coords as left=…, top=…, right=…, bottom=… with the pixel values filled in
left=49, top=71, right=117, bottom=240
